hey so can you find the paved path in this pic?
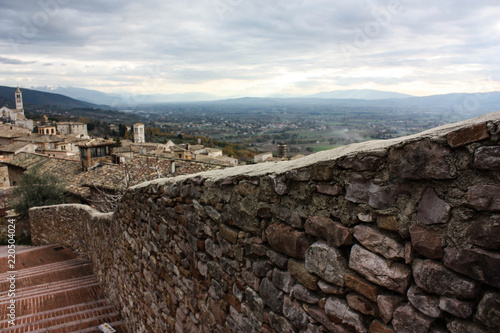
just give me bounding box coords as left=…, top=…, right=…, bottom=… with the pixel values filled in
left=0, top=245, right=128, bottom=332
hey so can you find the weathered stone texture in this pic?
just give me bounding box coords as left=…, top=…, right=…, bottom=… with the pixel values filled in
left=392, top=304, right=432, bottom=333
left=466, top=185, right=500, bottom=211
left=305, top=240, right=351, bottom=286
left=417, top=188, right=451, bottom=225
left=388, top=139, right=454, bottom=180
left=353, top=225, right=404, bottom=260
left=443, top=246, right=500, bottom=287
left=465, top=215, right=500, bottom=250
left=447, top=122, right=490, bottom=147
left=475, top=291, right=500, bottom=330
left=439, top=297, right=474, bottom=319
left=305, top=216, right=353, bottom=246
left=325, top=297, right=368, bottom=333
left=409, top=225, right=443, bottom=259
left=349, top=245, right=411, bottom=294
left=473, top=146, right=500, bottom=170
left=413, top=259, right=480, bottom=298
left=266, top=223, right=311, bottom=259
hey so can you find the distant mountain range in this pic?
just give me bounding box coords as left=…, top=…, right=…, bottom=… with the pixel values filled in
left=1, top=85, right=499, bottom=116
left=306, top=89, right=413, bottom=100
left=32, top=85, right=220, bottom=105
left=0, top=86, right=100, bottom=109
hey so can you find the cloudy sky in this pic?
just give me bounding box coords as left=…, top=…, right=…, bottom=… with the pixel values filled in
left=0, top=0, right=499, bottom=97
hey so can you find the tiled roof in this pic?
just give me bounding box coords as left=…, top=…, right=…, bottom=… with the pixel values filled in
left=0, top=142, right=33, bottom=153
left=7, top=153, right=82, bottom=184
left=14, top=134, right=64, bottom=143
left=0, top=124, right=31, bottom=138
left=76, top=138, right=115, bottom=147
left=72, top=155, right=227, bottom=191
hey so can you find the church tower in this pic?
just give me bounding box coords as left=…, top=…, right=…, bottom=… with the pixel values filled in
left=15, top=87, right=23, bottom=111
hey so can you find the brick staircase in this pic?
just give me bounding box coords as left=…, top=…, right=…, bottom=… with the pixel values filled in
left=0, top=245, right=128, bottom=333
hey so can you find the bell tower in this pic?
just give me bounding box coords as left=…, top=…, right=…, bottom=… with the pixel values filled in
left=15, top=86, right=23, bottom=111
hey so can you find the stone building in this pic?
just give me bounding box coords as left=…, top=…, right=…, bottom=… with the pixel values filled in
left=133, top=123, right=145, bottom=144
left=0, top=87, right=34, bottom=130
left=56, top=121, right=88, bottom=137
left=77, top=139, right=115, bottom=171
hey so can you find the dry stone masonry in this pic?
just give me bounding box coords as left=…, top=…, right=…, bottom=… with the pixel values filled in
left=30, top=111, right=500, bottom=333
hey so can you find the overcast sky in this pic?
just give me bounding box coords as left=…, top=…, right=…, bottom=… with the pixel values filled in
left=0, top=0, right=499, bottom=97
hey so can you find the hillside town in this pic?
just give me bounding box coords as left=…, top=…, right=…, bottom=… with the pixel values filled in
left=0, top=88, right=287, bottom=220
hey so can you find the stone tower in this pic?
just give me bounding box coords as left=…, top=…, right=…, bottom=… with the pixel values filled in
left=15, top=86, right=23, bottom=111
left=134, top=123, right=145, bottom=143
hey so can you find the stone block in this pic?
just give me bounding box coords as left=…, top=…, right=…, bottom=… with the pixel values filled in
left=466, top=185, right=500, bottom=211
left=339, top=155, right=384, bottom=171
left=392, top=304, right=432, bottom=333
left=316, top=184, right=343, bottom=196
left=259, top=278, right=283, bottom=313
left=305, top=216, right=353, bottom=246
left=447, top=122, right=490, bottom=147
left=443, top=246, right=500, bottom=288
left=407, top=285, right=442, bottom=318
left=465, top=215, right=500, bottom=250
left=473, top=146, right=500, bottom=170
left=349, top=245, right=411, bottom=294
left=417, top=188, right=451, bottom=225
left=446, top=319, right=489, bottom=333
left=388, top=139, right=454, bottom=180
left=475, top=291, right=500, bottom=330
left=413, top=259, right=480, bottom=298
left=272, top=206, right=302, bottom=228
left=370, top=321, right=395, bottom=333
left=353, top=225, right=405, bottom=260
left=292, top=284, right=322, bottom=304
left=288, top=259, right=319, bottom=290
left=219, top=224, right=238, bottom=244
left=377, top=294, right=404, bottom=324
left=409, top=225, right=443, bottom=259
left=377, top=215, right=399, bottom=232
left=439, top=297, right=474, bottom=319
left=267, top=249, right=289, bottom=269
left=283, top=296, right=309, bottom=330
left=344, top=273, right=380, bottom=302
left=346, top=292, right=378, bottom=316
left=304, top=305, right=353, bottom=333
left=317, top=280, right=347, bottom=295
left=345, top=175, right=397, bottom=209
left=325, top=296, right=369, bottom=333
left=252, top=260, right=272, bottom=277
left=272, top=268, right=295, bottom=293
left=266, top=223, right=312, bottom=260
left=268, top=312, right=295, bottom=333
left=305, top=240, right=351, bottom=286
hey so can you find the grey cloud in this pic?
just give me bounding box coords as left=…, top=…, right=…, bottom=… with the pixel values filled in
left=0, top=57, right=36, bottom=65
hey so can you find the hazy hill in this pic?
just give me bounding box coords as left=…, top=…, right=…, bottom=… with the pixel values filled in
left=0, top=86, right=100, bottom=109
left=307, top=89, right=413, bottom=100
left=32, top=85, right=220, bottom=105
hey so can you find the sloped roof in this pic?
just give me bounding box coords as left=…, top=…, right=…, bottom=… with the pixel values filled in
left=0, top=142, right=33, bottom=153
left=7, top=153, right=81, bottom=184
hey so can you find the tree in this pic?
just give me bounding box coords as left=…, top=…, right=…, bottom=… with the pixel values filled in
left=13, top=168, right=66, bottom=218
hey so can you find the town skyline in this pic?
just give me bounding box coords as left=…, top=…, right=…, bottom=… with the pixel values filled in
left=1, top=0, right=499, bottom=98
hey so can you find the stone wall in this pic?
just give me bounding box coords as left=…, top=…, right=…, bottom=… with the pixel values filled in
left=30, top=112, right=500, bottom=333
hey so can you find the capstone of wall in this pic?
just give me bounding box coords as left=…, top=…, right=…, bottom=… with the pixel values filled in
left=30, top=111, right=500, bottom=333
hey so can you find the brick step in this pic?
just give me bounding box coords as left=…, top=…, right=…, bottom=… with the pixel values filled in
left=0, top=260, right=93, bottom=291
left=0, top=258, right=90, bottom=281
left=0, top=299, right=108, bottom=327
left=0, top=283, right=107, bottom=318
left=0, top=245, right=77, bottom=273
left=0, top=303, right=118, bottom=331
left=0, top=275, right=99, bottom=305
left=76, top=320, right=128, bottom=333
